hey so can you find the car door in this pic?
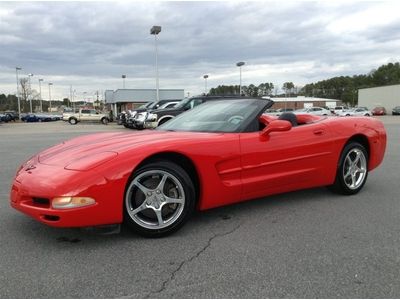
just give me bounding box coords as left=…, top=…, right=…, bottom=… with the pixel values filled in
left=312, top=107, right=323, bottom=115
left=80, top=109, right=90, bottom=121
left=239, top=121, right=336, bottom=200
left=89, top=109, right=99, bottom=121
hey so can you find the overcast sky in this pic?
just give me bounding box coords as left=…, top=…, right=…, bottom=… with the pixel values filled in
left=0, top=1, right=399, bottom=100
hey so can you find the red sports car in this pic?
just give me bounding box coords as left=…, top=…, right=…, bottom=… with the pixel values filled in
left=372, top=106, right=387, bottom=116
left=10, top=98, right=387, bottom=237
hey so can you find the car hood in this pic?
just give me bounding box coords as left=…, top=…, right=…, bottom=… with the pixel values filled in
left=37, top=130, right=220, bottom=169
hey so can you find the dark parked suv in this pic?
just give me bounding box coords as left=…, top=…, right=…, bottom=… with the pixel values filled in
left=143, top=95, right=247, bottom=129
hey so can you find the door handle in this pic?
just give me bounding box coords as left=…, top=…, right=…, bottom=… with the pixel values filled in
left=313, top=129, right=324, bottom=135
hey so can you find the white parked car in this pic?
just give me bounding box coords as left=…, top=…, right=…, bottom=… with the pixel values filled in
left=333, top=106, right=348, bottom=114
left=294, top=107, right=332, bottom=116
left=336, top=108, right=372, bottom=117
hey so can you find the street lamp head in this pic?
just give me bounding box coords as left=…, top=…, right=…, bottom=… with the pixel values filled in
left=39, top=78, right=44, bottom=82
left=203, top=75, right=209, bottom=79
left=49, top=82, right=53, bottom=86
left=122, top=75, right=126, bottom=79
left=150, top=25, right=162, bottom=35
left=16, top=67, right=22, bottom=71
left=236, top=62, right=245, bottom=67
left=28, top=73, right=34, bottom=76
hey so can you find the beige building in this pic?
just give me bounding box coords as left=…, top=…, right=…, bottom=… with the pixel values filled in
left=265, top=96, right=341, bottom=110
left=358, top=84, right=400, bottom=111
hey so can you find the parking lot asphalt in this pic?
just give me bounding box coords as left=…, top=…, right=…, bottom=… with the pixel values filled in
left=0, top=118, right=399, bottom=298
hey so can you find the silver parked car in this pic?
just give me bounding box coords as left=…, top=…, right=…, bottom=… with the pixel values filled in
left=336, top=107, right=372, bottom=117
left=294, top=107, right=332, bottom=116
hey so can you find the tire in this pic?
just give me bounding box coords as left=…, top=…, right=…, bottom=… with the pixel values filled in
left=101, top=117, right=109, bottom=125
left=124, top=124, right=135, bottom=129
left=124, top=161, right=196, bottom=237
left=365, top=113, right=370, bottom=116
left=328, top=142, right=368, bottom=195
left=69, top=118, right=78, bottom=125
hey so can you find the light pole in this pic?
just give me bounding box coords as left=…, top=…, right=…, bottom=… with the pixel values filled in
left=236, top=61, right=245, bottom=95
left=28, top=73, right=34, bottom=113
left=122, top=75, right=126, bottom=89
left=15, top=67, right=22, bottom=119
left=48, top=83, right=53, bottom=112
left=150, top=25, right=161, bottom=102
left=203, top=75, right=209, bottom=95
left=38, top=79, right=44, bottom=112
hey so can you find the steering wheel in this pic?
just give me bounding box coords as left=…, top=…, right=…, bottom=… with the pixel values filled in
left=227, top=115, right=244, bottom=124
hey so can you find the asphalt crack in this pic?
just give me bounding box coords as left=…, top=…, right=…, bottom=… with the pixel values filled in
left=143, top=223, right=241, bottom=298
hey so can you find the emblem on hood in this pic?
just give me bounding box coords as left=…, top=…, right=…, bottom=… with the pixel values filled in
left=25, top=165, right=36, bottom=171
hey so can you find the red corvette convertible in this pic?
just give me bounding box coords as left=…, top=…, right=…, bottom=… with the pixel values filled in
left=10, top=99, right=386, bottom=237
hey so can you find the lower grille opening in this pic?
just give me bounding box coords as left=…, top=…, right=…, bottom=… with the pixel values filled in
left=32, top=197, right=50, bottom=206
left=43, top=215, right=60, bottom=221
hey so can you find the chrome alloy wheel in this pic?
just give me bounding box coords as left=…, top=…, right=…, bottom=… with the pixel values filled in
left=343, top=148, right=367, bottom=190
left=125, top=170, right=185, bottom=230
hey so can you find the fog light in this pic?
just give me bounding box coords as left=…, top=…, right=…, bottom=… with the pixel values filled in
left=52, top=197, right=95, bottom=209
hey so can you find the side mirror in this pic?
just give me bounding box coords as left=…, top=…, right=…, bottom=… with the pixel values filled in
left=261, top=119, right=292, bottom=137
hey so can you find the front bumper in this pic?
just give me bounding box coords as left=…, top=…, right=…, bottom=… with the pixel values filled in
left=144, top=121, right=157, bottom=129
left=133, top=119, right=146, bottom=129
left=10, top=162, right=123, bottom=228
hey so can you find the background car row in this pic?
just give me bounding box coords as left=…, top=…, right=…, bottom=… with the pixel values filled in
left=21, top=113, right=62, bottom=122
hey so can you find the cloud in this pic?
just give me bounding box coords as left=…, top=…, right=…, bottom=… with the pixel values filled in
left=0, top=1, right=399, bottom=99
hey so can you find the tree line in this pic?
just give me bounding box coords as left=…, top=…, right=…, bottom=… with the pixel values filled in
left=209, top=62, right=400, bottom=105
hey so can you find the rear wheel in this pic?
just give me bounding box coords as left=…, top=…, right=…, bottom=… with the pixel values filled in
left=124, top=161, right=196, bottom=237
left=329, top=142, right=368, bottom=195
left=101, top=117, right=109, bottom=125
left=69, top=118, right=77, bottom=125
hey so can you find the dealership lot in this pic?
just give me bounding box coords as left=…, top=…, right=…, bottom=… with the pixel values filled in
left=0, top=119, right=399, bottom=298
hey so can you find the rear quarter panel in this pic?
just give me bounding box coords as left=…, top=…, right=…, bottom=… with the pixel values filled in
left=326, top=117, right=386, bottom=171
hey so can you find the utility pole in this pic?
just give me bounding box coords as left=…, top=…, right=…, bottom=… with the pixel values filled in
left=39, top=79, right=44, bottom=112
left=15, top=67, right=22, bottom=119
left=150, top=25, right=161, bottom=102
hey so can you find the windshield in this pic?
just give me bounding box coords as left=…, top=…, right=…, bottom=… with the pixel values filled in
left=158, top=99, right=268, bottom=133
left=139, top=102, right=153, bottom=109
left=174, top=98, right=192, bottom=109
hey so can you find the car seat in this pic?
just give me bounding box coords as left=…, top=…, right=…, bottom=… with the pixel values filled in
left=278, top=112, right=298, bottom=126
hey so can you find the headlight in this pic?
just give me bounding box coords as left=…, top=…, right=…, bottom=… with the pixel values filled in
left=135, top=112, right=148, bottom=121
left=146, top=113, right=158, bottom=122
left=52, top=197, right=96, bottom=209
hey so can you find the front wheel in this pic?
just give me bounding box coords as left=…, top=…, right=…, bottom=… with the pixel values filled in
left=69, top=118, right=78, bottom=125
left=124, top=161, right=196, bottom=237
left=101, top=117, right=109, bottom=125
left=328, top=142, right=368, bottom=195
